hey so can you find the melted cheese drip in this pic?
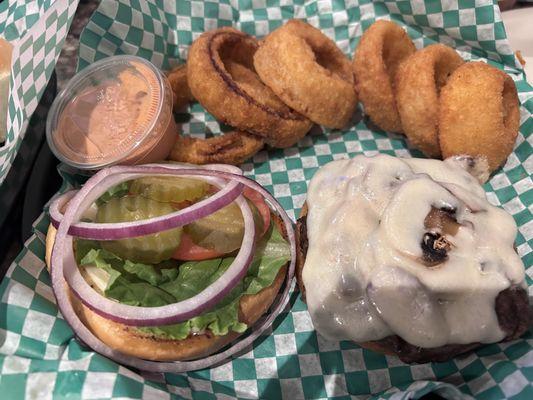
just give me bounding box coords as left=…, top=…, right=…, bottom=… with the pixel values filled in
left=302, top=155, right=525, bottom=348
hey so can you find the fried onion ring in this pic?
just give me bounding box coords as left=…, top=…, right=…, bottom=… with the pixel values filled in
left=167, top=62, right=265, bottom=165
left=167, top=64, right=194, bottom=110
left=187, top=27, right=312, bottom=148
left=395, top=44, right=464, bottom=157
left=353, top=20, right=416, bottom=133
left=254, top=19, right=357, bottom=129
left=171, top=130, right=264, bottom=165
left=438, top=62, right=520, bottom=173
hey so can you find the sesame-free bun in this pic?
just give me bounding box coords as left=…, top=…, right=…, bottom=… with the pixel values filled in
left=45, top=213, right=288, bottom=361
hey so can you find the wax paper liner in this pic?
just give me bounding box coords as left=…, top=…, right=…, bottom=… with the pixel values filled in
left=0, top=1, right=532, bottom=399
left=0, top=0, right=78, bottom=187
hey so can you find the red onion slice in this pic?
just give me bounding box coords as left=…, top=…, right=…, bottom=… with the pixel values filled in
left=56, top=173, right=256, bottom=326
left=49, top=166, right=244, bottom=240
left=50, top=165, right=296, bottom=372
left=55, top=254, right=293, bottom=373
left=49, top=190, right=76, bottom=224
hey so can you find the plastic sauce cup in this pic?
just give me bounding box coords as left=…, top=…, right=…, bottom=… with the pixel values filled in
left=46, top=55, right=176, bottom=170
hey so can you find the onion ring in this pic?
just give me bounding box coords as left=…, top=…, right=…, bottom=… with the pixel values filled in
left=187, top=27, right=312, bottom=148
left=438, top=62, right=520, bottom=173
left=167, top=64, right=194, bottom=110
left=167, top=61, right=265, bottom=164
left=352, top=20, right=416, bottom=133
left=395, top=44, right=464, bottom=157
left=171, top=130, right=264, bottom=165
left=254, top=19, right=357, bottom=129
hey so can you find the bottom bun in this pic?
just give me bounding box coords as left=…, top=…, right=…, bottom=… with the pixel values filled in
left=46, top=213, right=288, bottom=361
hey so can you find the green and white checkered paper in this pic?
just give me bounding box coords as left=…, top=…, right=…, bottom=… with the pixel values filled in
left=1, top=1, right=532, bottom=399
left=0, top=0, right=78, bottom=186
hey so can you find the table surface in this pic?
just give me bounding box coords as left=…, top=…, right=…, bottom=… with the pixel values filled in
left=501, top=6, right=533, bottom=81
left=0, top=2, right=531, bottom=399
left=55, top=0, right=99, bottom=91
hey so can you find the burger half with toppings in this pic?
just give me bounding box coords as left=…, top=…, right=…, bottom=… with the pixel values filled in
left=296, top=154, right=529, bottom=363
left=45, top=164, right=294, bottom=369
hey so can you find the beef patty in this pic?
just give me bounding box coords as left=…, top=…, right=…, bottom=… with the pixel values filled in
left=295, top=206, right=530, bottom=364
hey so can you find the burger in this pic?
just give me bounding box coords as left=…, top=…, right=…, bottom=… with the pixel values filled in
left=46, top=164, right=294, bottom=364
left=296, top=154, right=529, bottom=363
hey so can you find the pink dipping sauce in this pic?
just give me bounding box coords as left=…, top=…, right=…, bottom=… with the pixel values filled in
left=47, top=56, right=176, bottom=170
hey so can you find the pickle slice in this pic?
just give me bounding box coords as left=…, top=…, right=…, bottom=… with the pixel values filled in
left=96, top=196, right=182, bottom=263
left=129, top=176, right=209, bottom=204
left=185, top=201, right=263, bottom=253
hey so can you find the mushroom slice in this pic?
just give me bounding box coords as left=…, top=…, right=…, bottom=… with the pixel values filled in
left=445, top=155, right=490, bottom=184
left=359, top=157, right=413, bottom=214
left=382, top=178, right=459, bottom=258
left=421, top=232, right=450, bottom=266
left=440, top=182, right=486, bottom=213
left=424, top=206, right=460, bottom=234
left=366, top=265, right=449, bottom=347
left=421, top=206, right=461, bottom=266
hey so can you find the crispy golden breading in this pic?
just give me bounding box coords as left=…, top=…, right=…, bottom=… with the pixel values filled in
left=167, top=60, right=265, bottom=164
left=395, top=44, right=464, bottom=157
left=187, top=27, right=312, bottom=148
left=254, top=20, right=357, bottom=129
left=171, top=130, right=264, bottom=165
left=353, top=20, right=416, bottom=133
left=439, top=62, right=520, bottom=172
left=167, top=64, right=194, bottom=110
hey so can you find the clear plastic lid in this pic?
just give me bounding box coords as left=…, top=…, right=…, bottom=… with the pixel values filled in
left=46, top=55, right=165, bottom=169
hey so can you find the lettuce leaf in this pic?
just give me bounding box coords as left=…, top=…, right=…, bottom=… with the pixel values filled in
left=95, top=181, right=130, bottom=205
left=76, top=222, right=290, bottom=340
left=80, top=248, right=177, bottom=307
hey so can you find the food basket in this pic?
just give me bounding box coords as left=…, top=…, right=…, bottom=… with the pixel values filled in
left=0, top=0, right=78, bottom=185
left=0, top=0, right=78, bottom=269
left=0, top=1, right=531, bottom=399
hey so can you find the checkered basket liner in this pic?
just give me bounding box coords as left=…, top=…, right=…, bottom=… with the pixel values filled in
left=1, top=1, right=532, bottom=399
left=0, top=0, right=78, bottom=186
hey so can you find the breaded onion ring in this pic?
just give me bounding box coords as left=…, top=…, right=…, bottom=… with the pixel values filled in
left=167, top=62, right=265, bottom=165
left=253, top=19, right=357, bottom=129
left=395, top=44, right=464, bottom=157
left=168, top=64, right=194, bottom=110
left=171, top=131, right=264, bottom=165
left=353, top=20, right=416, bottom=133
left=187, top=27, right=312, bottom=148
left=439, top=62, right=520, bottom=173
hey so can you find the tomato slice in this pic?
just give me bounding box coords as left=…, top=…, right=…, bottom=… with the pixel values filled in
left=243, top=187, right=271, bottom=236
left=172, top=233, right=225, bottom=261
left=172, top=188, right=271, bottom=261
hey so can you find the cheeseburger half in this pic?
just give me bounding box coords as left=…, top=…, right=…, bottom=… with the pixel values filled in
left=46, top=164, right=294, bottom=367
left=296, top=154, right=529, bottom=363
